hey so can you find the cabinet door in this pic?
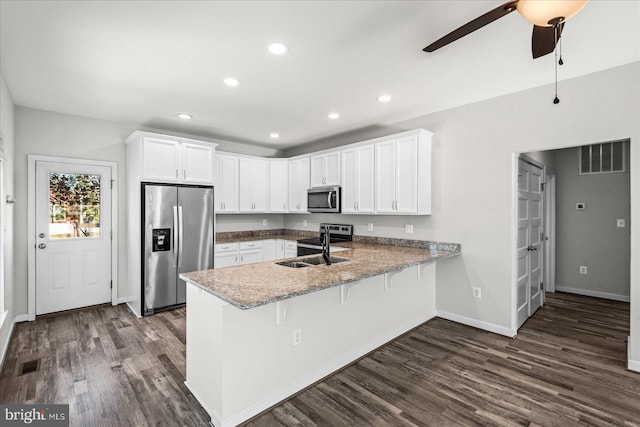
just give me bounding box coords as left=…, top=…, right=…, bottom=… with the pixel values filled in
left=284, top=241, right=297, bottom=258
left=183, top=143, right=214, bottom=184
left=252, top=159, right=269, bottom=212
left=142, top=137, right=181, bottom=182
left=375, top=140, right=396, bottom=213
left=309, top=155, right=325, bottom=187
left=288, top=158, right=309, bottom=212
left=262, top=240, right=276, bottom=261
left=215, top=252, right=238, bottom=268
left=269, top=160, right=288, bottom=212
left=341, top=149, right=358, bottom=214
left=275, top=240, right=285, bottom=259
left=239, top=158, right=254, bottom=212
left=324, top=152, right=341, bottom=186
left=239, top=248, right=262, bottom=265
left=357, top=145, right=375, bottom=213
left=395, top=135, right=418, bottom=213
left=217, top=155, right=239, bottom=213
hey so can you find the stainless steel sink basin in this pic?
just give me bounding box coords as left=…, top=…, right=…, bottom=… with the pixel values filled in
left=300, top=256, right=348, bottom=265
left=276, top=256, right=348, bottom=268
left=276, top=260, right=311, bottom=268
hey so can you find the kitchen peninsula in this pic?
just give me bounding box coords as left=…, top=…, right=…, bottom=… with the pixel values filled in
left=181, top=238, right=460, bottom=427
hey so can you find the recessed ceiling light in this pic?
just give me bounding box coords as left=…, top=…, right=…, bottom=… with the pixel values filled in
left=177, top=113, right=193, bottom=120
left=223, top=77, right=240, bottom=87
left=328, top=112, right=340, bottom=120
left=377, top=95, right=392, bottom=103
left=268, top=43, right=288, bottom=55
left=270, top=133, right=280, bottom=139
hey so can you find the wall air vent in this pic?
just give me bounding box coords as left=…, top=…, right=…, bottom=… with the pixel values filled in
left=579, top=141, right=626, bottom=175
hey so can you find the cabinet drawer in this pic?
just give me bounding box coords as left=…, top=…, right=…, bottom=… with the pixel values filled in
left=239, top=241, right=263, bottom=250
left=215, top=242, right=239, bottom=253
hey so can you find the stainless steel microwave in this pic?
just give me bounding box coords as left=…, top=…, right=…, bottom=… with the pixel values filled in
left=307, top=186, right=341, bottom=213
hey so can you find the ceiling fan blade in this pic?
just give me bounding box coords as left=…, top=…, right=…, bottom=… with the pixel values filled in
left=423, top=1, right=519, bottom=52
left=531, top=23, right=564, bottom=59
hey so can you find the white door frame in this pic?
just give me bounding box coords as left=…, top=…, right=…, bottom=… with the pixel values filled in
left=27, top=155, right=118, bottom=321
left=544, top=170, right=556, bottom=293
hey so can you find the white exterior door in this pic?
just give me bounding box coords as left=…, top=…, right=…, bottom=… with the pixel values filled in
left=516, top=158, right=544, bottom=328
left=35, top=161, right=112, bottom=315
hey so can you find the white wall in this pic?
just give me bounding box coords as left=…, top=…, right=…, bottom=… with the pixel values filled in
left=216, top=214, right=284, bottom=233
left=12, top=107, right=280, bottom=317
left=0, top=73, right=16, bottom=363
left=284, top=62, right=640, bottom=365
left=554, top=142, right=631, bottom=300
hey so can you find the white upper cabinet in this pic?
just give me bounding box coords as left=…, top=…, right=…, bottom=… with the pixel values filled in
left=288, top=157, right=310, bottom=213
left=215, top=154, right=240, bottom=213
left=127, top=132, right=216, bottom=185
left=183, top=142, right=215, bottom=183
left=239, top=157, right=269, bottom=213
left=375, top=131, right=431, bottom=215
left=269, top=160, right=289, bottom=213
left=310, top=152, right=340, bottom=187
left=341, top=144, right=375, bottom=214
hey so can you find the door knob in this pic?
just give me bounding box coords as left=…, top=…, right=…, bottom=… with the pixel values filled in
left=38, top=233, right=46, bottom=238
left=38, top=243, right=46, bottom=249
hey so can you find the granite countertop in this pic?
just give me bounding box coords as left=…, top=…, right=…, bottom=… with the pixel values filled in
left=216, top=234, right=305, bottom=244
left=181, top=241, right=460, bottom=309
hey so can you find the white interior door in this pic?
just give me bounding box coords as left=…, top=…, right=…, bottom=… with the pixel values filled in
left=516, top=158, right=545, bottom=328
left=35, top=161, right=112, bottom=315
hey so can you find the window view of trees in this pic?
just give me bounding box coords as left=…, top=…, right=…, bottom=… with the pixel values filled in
left=49, top=173, right=101, bottom=238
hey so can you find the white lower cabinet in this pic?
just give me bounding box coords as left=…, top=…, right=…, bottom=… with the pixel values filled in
left=284, top=240, right=297, bottom=258
left=239, top=241, right=263, bottom=265
left=214, top=242, right=239, bottom=268
left=215, top=239, right=297, bottom=268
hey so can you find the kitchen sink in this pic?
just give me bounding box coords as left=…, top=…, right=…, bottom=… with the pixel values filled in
left=300, top=256, right=348, bottom=265
left=276, top=260, right=311, bottom=268
left=276, top=256, right=348, bottom=268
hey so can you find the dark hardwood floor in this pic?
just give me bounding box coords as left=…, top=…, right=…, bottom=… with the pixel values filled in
left=1, top=293, right=638, bottom=426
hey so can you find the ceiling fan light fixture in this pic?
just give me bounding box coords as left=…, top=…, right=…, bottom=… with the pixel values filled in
left=516, top=0, right=588, bottom=27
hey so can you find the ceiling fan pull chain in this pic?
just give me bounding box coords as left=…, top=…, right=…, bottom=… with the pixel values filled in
left=558, top=36, right=564, bottom=66
left=553, top=24, right=560, bottom=104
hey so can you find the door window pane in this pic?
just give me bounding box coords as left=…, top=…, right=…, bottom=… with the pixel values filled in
left=49, top=173, right=101, bottom=238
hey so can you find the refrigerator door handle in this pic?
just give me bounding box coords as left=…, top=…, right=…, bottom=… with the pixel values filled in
left=172, top=205, right=179, bottom=268
left=178, top=205, right=184, bottom=268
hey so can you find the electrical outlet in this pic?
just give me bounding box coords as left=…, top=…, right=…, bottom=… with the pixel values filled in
left=579, top=266, right=588, bottom=275
left=303, top=220, right=308, bottom=227
left=368, top=223, right=374, bottom=232
left=473, top=287, right=482, bottom=298
left=292, top=328, right=302, bottom=346
left=262, top=219, right=268, bottom=226
left=617, top=219, right=625, bottom=228
left=405, top=224, right=414, bottom=234
left=576, top=202, right=586, bottom=211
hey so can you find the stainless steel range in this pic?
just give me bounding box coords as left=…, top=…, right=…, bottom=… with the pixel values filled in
left=297, top=223, right=353, bottom=256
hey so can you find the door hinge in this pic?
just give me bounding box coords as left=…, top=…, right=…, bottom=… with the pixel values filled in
left=540, top=182, right=545, bottom=192
left=110, top=179, right=114, bottom=189
left=540, top=282, right=543, bottom=290
left=110, top=280, right=113, bottom=289
left=110, top=230, right=113, bottom=240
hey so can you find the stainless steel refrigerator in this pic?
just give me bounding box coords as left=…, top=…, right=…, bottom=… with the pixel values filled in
left=142, top=183, right=214, bottom=316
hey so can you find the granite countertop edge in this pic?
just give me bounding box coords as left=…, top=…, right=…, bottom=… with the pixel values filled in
left=182, top=248, right=460, bottom=310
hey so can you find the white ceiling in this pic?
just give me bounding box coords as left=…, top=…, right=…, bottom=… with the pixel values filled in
left=1, top=1, right=638, bottom=150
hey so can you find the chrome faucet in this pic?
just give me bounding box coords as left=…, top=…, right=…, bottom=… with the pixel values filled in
left=322, top=224, right=331, bottom=265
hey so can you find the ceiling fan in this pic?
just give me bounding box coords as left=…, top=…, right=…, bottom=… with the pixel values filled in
left=423, top=0, right=588, bottom=59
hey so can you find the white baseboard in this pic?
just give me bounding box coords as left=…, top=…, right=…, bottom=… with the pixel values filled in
left=628, top=339, right=640, bottom=373
left=556, top=286, right=630, bottom=302
left=437, top=310, right=517, bottom=338
left=116, top=297, right=128, bottom=305
left=0, top=313, right=16, bottom=369
left=14, top=314, right=29, bottom=322
left=210, top=311, right=437, bottom=427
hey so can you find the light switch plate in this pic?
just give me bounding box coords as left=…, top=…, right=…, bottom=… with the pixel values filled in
left=368, top=223, right=374, bottom=232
